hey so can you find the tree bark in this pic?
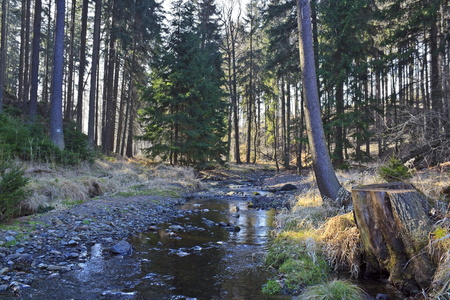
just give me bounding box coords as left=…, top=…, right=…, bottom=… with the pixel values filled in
left=50, top=0, right=65, bottom=150
left=28, top=0, right=42, bottom=122
left=22, top=0, right=31, bottom=114
left=18, top=0, right=25, bottom=109
left=88, top=0, right=102, bottom=148
left=77, top=0, right=88, bottom=130
left=231, top=20, right=241, bottom=164
left=64, top=0, right=76, bottom=121
left=0, top=0, right=7, bottom=113
left=297, top=0, right=342, bottom=200
left=352, top=183, right=435, bottom=294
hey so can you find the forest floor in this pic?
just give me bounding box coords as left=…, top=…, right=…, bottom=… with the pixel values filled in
left=0, top=157, right=448, bottom=298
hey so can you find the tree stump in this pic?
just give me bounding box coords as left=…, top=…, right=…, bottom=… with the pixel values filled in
left=352, top=183, right=435, bottom=294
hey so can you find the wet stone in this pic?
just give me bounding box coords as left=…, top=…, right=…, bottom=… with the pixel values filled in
left=111, top=241, right=133, bottom=256
left=169, top=225, right=184, bottom=232
left=66, top=252, right=79, bottom=259
left=47, top=265, right=64, bottom=271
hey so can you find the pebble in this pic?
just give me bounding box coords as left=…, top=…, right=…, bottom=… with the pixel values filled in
left=66, top=252, right=79, bottom=259
left=5, top=236, right=15, bottom=243
left=47, top=265, right=64, bottom=271
left=0, top=195, right=186, bottom=297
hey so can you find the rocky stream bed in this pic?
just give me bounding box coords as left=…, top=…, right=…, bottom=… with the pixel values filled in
left=0, top=171, right=302, bottom=299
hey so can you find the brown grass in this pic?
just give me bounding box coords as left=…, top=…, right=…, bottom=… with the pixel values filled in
left=317, top=213, right=361, bottom=278
left=22, top=156, right=203, bottom=213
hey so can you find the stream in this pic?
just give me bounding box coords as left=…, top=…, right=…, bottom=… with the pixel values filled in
left=19, top=182, right=291, bottom=299
left=14, top=179, right=405, bottom=299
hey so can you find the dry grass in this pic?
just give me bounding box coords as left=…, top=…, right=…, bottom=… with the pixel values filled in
left=274, top=161, right=449, bottom=284
left=317, top=213, right=361, bottom=278
left=22, top=156, right=203, bottom=213
left=432, top=249, right=450, bottom=298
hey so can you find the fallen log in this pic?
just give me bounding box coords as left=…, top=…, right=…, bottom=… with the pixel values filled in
left=352, top=183, right=435, bottom=294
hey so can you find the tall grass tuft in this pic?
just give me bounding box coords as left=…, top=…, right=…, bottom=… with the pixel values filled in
left=297, top=279, right=367, bottom=300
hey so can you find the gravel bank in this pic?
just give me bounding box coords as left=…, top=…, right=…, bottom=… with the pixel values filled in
left=0, top=194, right=186, bottom=298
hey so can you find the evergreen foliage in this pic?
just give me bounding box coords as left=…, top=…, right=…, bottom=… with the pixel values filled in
left=0, top=112, right=94, bottom=165
left=378, top=155, right=412, bottom=182
left=0, top=161, right=29, bottom=221
left=139, top=0, right=227, bottom=169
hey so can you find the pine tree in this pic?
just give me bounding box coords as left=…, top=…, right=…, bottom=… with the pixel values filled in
left=140, top=0, right=227, bottom=168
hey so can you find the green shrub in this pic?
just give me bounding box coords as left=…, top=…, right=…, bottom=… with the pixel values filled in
left=298, top=280, right=367, bottom=300
left=378, top=155, right=412, bottom=182
left=0, top=114, right=94, bottom=165
left=0, top=163, right=30, bottom=221
left=262, top=279, right=282, bottom=295
left=64, top=121, right=95, bottom=163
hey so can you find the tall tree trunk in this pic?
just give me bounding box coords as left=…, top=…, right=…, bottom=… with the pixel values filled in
left=22, top=0, right=31, bottom=114
left=231, top=25, right=241, bottom=164
left=101, top=38, right=109, bottom=148
left=0, top=0, right=7, bottom=113
left=126, top=87, right=136, bottom=158
left=29, top=0, right=42, bottom=122
left=286, top=79, right=291, bottom=167
left=124, top=41, right=137, bottom=158
left=281, top=76, right=287, bottom=168
left=42, top=0, right=51, bottom=109
left=77, top=0, right=88, bottom=130
left=246, top=18, right=253, bottom=164
left=50, top=0, right=65, bottom=150
left=430, top=9, right=442, bottom=136
left=334, top=65, right=344, bottom=166
left=18, top=0, right=25, bottom=108
left=88, top=0, right=102, bottom=148
left=116, top=64, right=126, bottom=154
left=110, top=52, right=120, bottom=152
left=103, top=15, right=117, bottom=154
left=64, top=0, right=76, bottom=120
left=297, top=0, right=342, bottom=201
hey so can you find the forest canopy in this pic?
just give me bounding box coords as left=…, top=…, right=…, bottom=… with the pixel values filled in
left=0, top=0, right=447, bottom=169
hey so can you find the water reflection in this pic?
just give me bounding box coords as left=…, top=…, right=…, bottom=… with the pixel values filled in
left=129, top=197, right=288, bottom=299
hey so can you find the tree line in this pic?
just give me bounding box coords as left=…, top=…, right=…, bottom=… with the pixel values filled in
left=0, top=0, right=448, bottom=169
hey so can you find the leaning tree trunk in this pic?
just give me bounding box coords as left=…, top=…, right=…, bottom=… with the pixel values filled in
left=297, top=0, right=342, bottom=200
left=352, top=183, right=435, bottom=294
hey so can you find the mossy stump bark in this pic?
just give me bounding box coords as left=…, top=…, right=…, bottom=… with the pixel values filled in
left=352, top=183, right=435, bottom=294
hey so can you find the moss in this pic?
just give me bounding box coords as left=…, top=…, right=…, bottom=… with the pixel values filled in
left=280, top=256, right=329, bottom=289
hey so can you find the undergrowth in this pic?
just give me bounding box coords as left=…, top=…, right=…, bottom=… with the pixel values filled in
left=0, top=161, right=30, bottom=221
left=265, top=163, right=450, bottom=298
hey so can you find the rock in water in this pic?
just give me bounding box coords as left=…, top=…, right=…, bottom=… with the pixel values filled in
left=110, top=241, right=133, bottom=256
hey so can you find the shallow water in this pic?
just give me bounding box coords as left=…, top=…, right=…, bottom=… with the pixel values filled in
left=21, top=195, right=290, bottom=300
left=127, top=198, right=290, bottom=299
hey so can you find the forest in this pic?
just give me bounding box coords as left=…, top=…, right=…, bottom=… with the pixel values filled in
left=0, top=0, right=449, bottom=298
left=0, top=0, right=448, bottom=169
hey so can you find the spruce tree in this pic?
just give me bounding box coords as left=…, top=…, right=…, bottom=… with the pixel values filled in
left=140, top=0, right=227, bottom=168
